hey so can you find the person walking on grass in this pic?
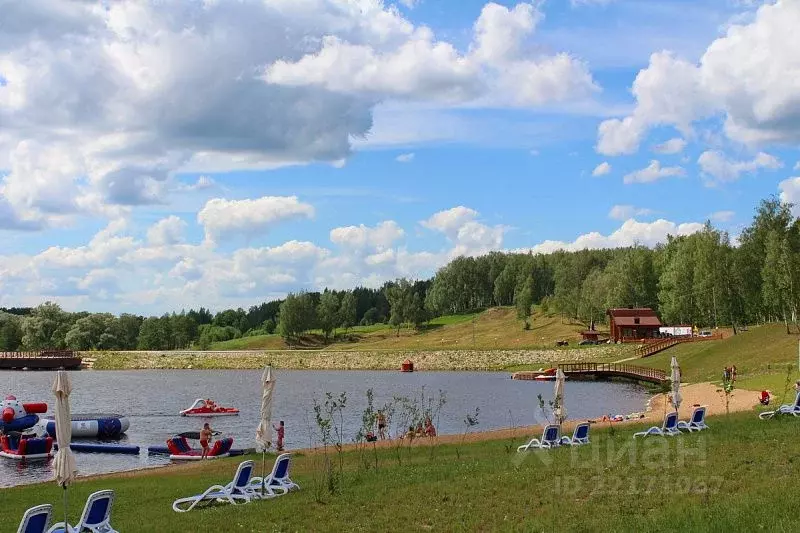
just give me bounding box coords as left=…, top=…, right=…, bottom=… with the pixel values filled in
left=273, top=420, right=285, bottom=451
left=200, top=423, right=213, bottom=459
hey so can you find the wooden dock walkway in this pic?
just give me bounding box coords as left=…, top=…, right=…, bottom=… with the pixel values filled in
left=633, top=334, right=724, bottom=358
left=512, top=362, right=667, bottom=384
left=0, top=350, right=83, bottom=370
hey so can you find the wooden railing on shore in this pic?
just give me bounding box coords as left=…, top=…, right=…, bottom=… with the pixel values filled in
left=633, top=333, right=724, bottom=358
left=634, top=338, right=681, bottom=358
left=558, top=362, right=667, bottom=383
left=0, top=350, right=78, bottom=359
left=513, top=362, right=666, bottom=384
left=0, top=350, right=82, bottom=370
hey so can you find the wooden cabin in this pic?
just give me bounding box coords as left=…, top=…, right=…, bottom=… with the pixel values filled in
left=607, top=308, right=662, bottom=343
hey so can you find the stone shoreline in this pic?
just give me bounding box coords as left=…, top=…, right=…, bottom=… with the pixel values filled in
left=87, top=346, right=633, bottom=371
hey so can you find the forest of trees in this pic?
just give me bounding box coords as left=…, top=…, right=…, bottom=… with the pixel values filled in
left=1, top=196, right=798, bottom=351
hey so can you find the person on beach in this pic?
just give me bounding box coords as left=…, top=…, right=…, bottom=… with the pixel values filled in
left=794, top=380, right=800, bottom=393
left=732, top=365, right=737, bottom=382
left=415, top=422, right=424, bottom=437
left=376, top=410, right=387, bottom=440
left=404, top=425, right=415, bottom=442
left=424, top=417, right=436, bottom=437
left=760, top=390, right=771, bottom=406
left=273, top=420, right=285, bottom=451
left=200, top=423, right=213, bottom=459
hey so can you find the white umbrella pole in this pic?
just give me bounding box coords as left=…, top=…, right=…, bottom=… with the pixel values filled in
left=261, top=450, right=266, bottom=492
left=62, top=485, right=68, bottom=530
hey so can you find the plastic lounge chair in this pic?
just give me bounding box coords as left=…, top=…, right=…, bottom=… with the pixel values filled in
left=560, top=422, right=590, bottom=446
left=517, top=424, right=561, bottom=451
left=250, top=453, right=300, bottom=497
left=17, top=504, right=52, bottom=533
left=172, top=460, right=256, bottom=512
left=633, top=412, right=680, bottom=438
left=677, top=406, right=709, bottom=432
left=48, top=490, right=118, bottom=533
left=759, top=392, right=800, bottom=419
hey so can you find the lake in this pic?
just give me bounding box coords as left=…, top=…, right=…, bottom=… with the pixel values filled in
left=0, top=369, right=650, bottom=487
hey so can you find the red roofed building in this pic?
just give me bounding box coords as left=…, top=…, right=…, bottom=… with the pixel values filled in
left=607, top=308, right=662, bottom=343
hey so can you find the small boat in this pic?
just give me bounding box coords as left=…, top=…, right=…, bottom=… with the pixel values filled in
left=166, top=435, right=234, bottom=461
left=401, top=359, right=414, bottom=372
left=533, top=368, right=562, bottom=381
left=180, top=399, right=240, bottom=417
left=0, top=433, right=53, bottom=461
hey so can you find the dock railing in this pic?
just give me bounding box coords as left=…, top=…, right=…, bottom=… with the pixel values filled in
left=557, top=362, right=667, bottom=383
left=0, top=350, right=79, bottom=359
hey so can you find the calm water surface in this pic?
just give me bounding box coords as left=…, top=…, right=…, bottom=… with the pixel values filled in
left=0, top=369, right=650, bottom=487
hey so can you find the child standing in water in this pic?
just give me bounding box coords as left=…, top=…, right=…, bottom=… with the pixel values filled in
left=273, top=420, right=285, bottom=451
left=376, top=410, right=387, bottom=440
left=200, top=423, right=213, bottom=459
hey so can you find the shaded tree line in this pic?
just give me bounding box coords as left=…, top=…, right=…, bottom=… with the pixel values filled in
left=2, top=195, right=798, bottom=351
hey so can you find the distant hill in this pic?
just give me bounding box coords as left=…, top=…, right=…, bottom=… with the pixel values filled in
left=210, top=307, right=597, bottom=351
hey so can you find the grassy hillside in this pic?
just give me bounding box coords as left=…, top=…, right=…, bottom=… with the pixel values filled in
left=210, top=307, right=596, bottom=351
left=5, top=412, right=799, bottom=532
left=638, top=324, right=800, bottom=393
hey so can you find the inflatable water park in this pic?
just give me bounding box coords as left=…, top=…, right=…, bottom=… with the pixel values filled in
left=1, top=396, right=53, bottom=460
left=1, top=395, right=245, bottom=462
left=1, top=395, right=133, bottom=460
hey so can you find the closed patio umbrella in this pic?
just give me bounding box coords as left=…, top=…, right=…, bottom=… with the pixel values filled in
left=255, top=366, right=275, bottom=490
left=670, top=356, right=682, bottom=412
left=553, top=368, right=566, bottom=426
left=52, top=370, right=77, bottom=529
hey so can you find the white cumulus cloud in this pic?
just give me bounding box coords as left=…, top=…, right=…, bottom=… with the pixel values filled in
left=263, top=2, right=597, bottom=108
left=596, top=2, right=800, bottom=154
left=709, top=210, right=735, bottom=223
left=147, top=216, right=187, bottom=247
left=516, top=219, right=705, bottom=255
left=330, top=221, right=405, bottom=251
left=608, top=205, right=653, bottom=220
left=779, top=177, right=800, bottom=216
left=592, top=162, right=612, bottom=176
left=652, top=138, right=687, bottom=155
left=623, top=160, right=685, bottom=184
left=697, top=151, right=782, bottom=185
left=197, top=196, right=314, bottom=245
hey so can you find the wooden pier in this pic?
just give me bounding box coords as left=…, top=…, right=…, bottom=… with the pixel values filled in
left=0, top=350, right=83, bottom=370
left=512, top=362, right=667, bottom=385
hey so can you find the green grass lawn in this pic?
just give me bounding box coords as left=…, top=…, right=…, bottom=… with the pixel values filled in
left=207, top=308, right=594, bottom=352
left=5, top=412, right=799, bottom=532
left=207, top=316, right=479, bottom=351
left=637, top=324, right=800, bottom=389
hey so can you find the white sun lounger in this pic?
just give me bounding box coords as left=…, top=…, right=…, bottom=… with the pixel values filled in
left=759, top=392, right=800, bottom=419
left=250, top=453, right=300, bottom=497
left=677, top=406, right=709, bottom=432
left=17, top=504, right=52, bottom=533
left=48, top=490, right=119, bottom=533
left=560, top=422, right=590, bottom=446
left=172, top=460, right=257, bottom=512
left=633, top=412, right=680, bottom=438
left=517, top=424, right=561, bottom=451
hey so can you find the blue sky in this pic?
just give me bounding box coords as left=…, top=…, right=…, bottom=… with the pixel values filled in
left=1, top=0, right=799, bottom=313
